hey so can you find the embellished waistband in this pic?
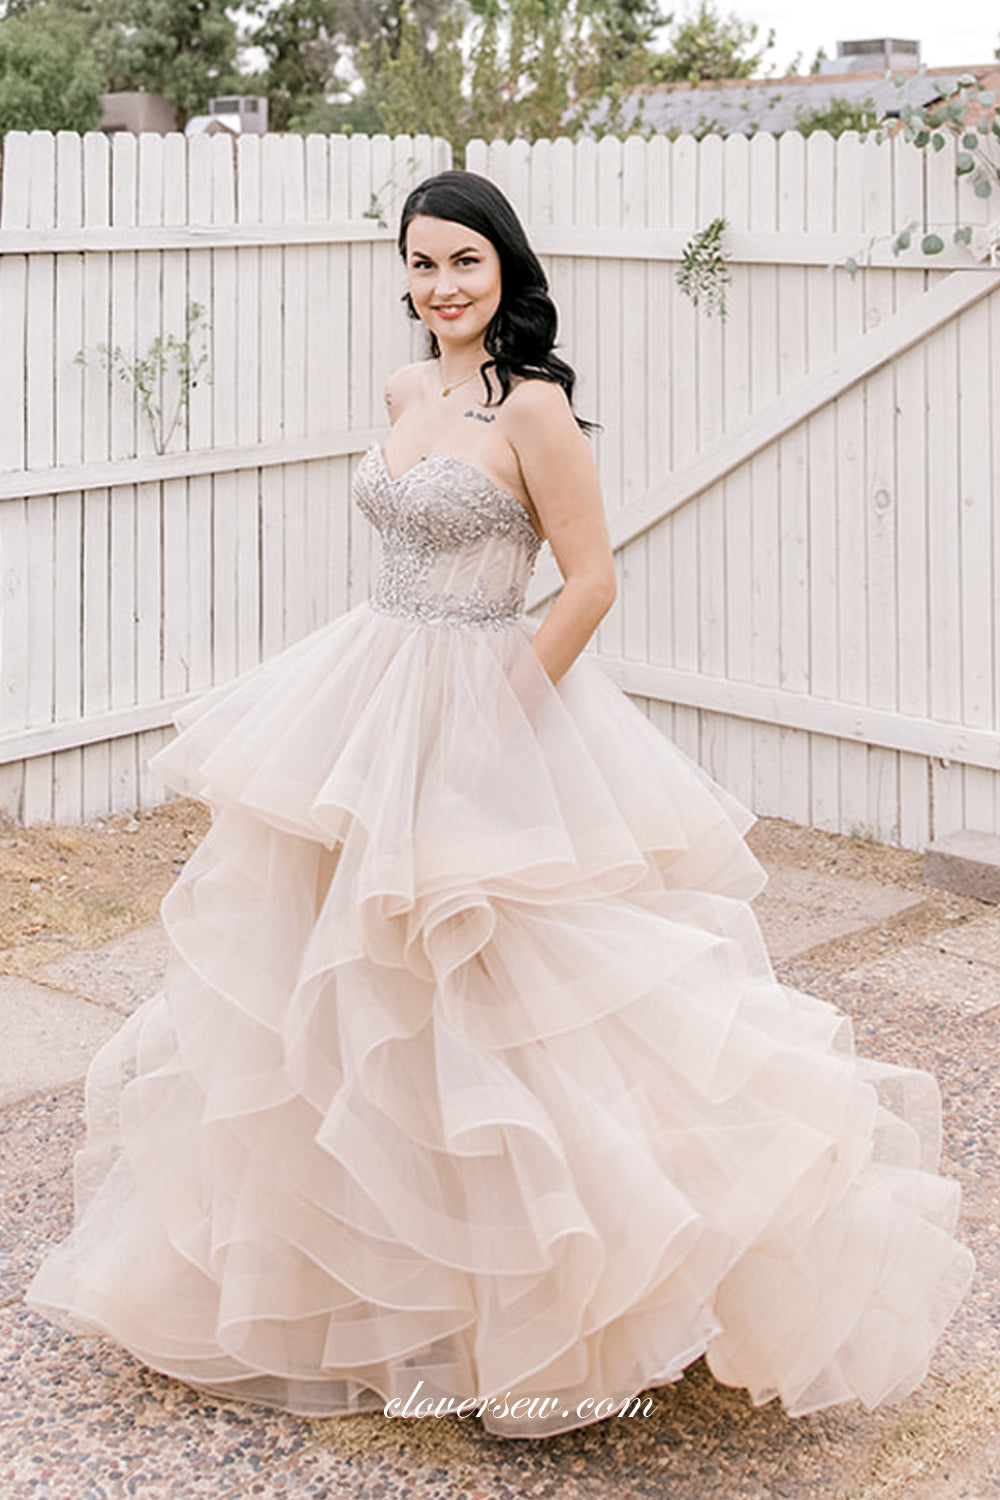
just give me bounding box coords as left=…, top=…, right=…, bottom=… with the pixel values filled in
left=366, top=588, right=525, bottom=630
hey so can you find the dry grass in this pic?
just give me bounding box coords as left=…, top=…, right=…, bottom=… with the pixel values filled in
left=0, top=800, right=209, bottom=978
left=834, top=1364, right=1000, bottom=1500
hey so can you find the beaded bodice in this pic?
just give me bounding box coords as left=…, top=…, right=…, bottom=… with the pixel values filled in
left=354, top=445, right=544, bottom=629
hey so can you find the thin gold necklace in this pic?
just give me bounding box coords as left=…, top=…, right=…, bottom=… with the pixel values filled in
left=438, top=362, right=483, bottom=399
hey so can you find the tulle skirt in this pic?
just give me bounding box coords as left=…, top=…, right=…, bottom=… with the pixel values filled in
left=23, top=602, right=975, bottom=1437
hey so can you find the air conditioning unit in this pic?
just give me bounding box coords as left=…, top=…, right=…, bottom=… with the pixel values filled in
left=834, top=38, right=921, bottom=73
left=208, top=96, right=269, bottom=134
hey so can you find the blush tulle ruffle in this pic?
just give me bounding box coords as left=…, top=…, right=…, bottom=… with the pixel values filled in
left=23, top=603, right=975, bottom=1437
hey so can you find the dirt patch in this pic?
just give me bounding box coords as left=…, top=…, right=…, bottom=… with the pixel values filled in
left=833, top=1363, right=1000, bottom=1500
left=0, top=798, right=209, bottom=981
left=745, top=817, right=925, bottom=891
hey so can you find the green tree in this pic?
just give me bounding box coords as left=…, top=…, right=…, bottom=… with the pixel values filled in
left=650, top=0, right=774, bottom=84
left=363, top=0, right=465, bottom=144
left=360, top=0, right=663, bottom=153
left=244, top=0, right=670, bottom=148
left=329, top=0, right=451, bottom=63
left=1, top=0, right=113, bottom=46
left=286, top=87, right=384, bottom=135
left=0, top=6, right=105, bottom=132
left=242, top=0, right=452, bottom=133
left=100, top=0, right=241, bottom=129
left=239, top=0, right=335, bottom=131
left=572, top=0, right=667, bottom=84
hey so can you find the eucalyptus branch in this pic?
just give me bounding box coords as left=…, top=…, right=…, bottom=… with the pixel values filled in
left=676, top=215, right=731, bottom=319
left=843, top=72, right=1000, bottom=273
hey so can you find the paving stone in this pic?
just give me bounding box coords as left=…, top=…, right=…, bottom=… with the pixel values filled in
left=752, top=864, right=923, bottom=960
left=844, top=945, right=1000, bottom=1018
left=924, top=913, right=1000, bottom=971
left=37, top=923, right=170, bottom=1016
left=925, top=830, right=1000, bottom=904
left=0, top=977, right=122, bottom=1108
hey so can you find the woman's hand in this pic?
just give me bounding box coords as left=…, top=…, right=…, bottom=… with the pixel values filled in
left=505, top=639, right=553, bottom=720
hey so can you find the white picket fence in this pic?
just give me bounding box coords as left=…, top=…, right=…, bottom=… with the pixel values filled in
left=0, top=129, right=448, bottom=824
left=1, top=125, right=998, bottom=849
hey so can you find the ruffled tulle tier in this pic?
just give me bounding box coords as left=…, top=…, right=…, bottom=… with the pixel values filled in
left=24, top=604, right=974, bottom=1436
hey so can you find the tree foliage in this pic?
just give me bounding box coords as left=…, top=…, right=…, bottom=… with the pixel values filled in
left=239, top=0, right=336, bottom=131
left=357, top=0, right=668, bottom=153
left=362, top=1, right=466, bottom=143
left=650, top=0, right=773, bottom=85
left=242, top=0, right=451, bottom=132
left=98, top=0, right=241, bottom=128
left=794, top=95, right=880, bottom=138
left=0, top=3, right=105, bottom=132
left=329, top=0, right=451, bottom=63
left=351, top=0, right=780, bottom=155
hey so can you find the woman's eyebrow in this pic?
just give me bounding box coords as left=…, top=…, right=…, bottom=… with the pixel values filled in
left=409, top=245, right=482, bottom=260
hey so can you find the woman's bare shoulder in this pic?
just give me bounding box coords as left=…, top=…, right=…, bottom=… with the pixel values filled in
left=501, top=376, right=580, bottom=447
left=384, top=361, right=432, bottom=420
left=504, top=374, right=572, bottom=411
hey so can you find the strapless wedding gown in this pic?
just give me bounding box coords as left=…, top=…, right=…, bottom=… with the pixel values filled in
left=24, top=444, right=974, bottom=1437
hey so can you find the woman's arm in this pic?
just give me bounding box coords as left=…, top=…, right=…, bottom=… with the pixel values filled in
left=504, top=380, right=617, bottom=687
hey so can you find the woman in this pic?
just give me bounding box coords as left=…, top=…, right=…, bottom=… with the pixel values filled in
left=25, top=169, right=974, bottom=1439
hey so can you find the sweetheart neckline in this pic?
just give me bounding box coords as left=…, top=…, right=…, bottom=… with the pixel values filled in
left=372, top=445, right=543, bottom=544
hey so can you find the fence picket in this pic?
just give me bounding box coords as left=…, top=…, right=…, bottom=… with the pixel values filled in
left=958, top=298, right=996, bottom=833
left=926, top=312, right=964, bottom=838
left=745, top=132, right=782, bottom=815
left=718, top=133, right=754, bottom=807
left=232, top=133, right=262, bottom=683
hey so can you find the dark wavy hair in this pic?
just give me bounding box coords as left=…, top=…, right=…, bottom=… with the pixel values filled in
left=398, top=169, right=595, bottom=433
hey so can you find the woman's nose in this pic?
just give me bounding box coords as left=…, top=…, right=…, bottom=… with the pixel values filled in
left=434, top=268, right=459, bottom=297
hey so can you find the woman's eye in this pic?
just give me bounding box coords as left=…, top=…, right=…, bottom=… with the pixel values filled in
left=409, top=256, right=478, bottom=268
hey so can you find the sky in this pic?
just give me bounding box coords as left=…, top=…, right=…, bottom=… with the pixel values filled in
left=723, top=3, right=997, bottom=74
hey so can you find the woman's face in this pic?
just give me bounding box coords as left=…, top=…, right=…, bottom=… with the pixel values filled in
left=404, top=214, right=502, bottom=352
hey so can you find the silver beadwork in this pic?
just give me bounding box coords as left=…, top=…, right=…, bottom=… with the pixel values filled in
left=354, top=446, right=543, bottom=630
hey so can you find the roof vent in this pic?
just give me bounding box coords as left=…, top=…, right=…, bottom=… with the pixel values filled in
left=832, top=38, right=921, bottom=73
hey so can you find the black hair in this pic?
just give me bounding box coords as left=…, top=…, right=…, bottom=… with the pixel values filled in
left=398, top=169, right=596, bottom=433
